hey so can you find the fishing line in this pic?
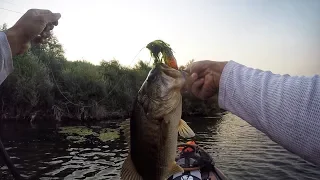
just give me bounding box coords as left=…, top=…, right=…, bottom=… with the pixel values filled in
left=47, top=46, right=146, bottom=108
left=0, top=0, right=20, bottom=7
left=0, top=7, right=22, bottom=14
left=148, top=55, right=152, bottom=65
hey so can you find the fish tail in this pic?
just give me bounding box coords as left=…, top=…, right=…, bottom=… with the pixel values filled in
left=120, top=153, right=143, bottom=180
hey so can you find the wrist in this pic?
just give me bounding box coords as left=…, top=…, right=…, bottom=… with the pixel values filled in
left=4, top=27, right=23, bottom=56
left=213, top=61, right=228, bottom=88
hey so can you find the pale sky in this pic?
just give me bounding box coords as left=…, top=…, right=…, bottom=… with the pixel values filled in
left=1, top=0, right=319, bottom=76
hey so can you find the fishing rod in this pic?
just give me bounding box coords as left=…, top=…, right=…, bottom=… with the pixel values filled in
left=0, top=137, right=23, bottom=180
left=0, top=123, right=40, bottom=180
left=0, top=139, right=55, bottom=180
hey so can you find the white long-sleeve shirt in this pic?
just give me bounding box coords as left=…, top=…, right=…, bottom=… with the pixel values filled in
left=219, top=61, right=320, bottom=166
left=0, top=32, right=13, bottom=85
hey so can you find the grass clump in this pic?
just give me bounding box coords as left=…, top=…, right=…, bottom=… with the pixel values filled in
left=59, top=126, right=94, bottom=136
left=98, top=128, right=120, bottom=142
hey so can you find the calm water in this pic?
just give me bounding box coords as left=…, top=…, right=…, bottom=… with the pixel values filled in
left=0, top=114, right=319, bottom=180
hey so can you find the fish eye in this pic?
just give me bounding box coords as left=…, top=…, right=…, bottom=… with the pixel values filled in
left=147, top=73, right=157, bottom=82
left=147, top=67, right=159, bottom=82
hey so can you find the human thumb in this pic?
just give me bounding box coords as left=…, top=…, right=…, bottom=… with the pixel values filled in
left=43, top=13, right=61, bottom=24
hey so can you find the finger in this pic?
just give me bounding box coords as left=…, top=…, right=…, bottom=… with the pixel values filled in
left=196, top=69, right=211, bottom=79
left=52, top=21, right=58, bottom=26
left=44, top=23, right=54, bottom=31
left=38, top=9, right=53, bottom=14
left=32, top=36, right=43, bottom=44
left=41, top=31, right=51, bottom=38
left=184, top=73, right=198, bottom=93
left=42, top=12, right=61, bottom=24
left=191, top=78, right=205, bottom=99
left=186, top=68, right=206, bottom=80
left=184, top=61, right=199, bottom=73
left=191, top=73, right=198, bottom=81
left=185, top=60, right=211, bottom=75
left=199, top=74, right=215, bottom=99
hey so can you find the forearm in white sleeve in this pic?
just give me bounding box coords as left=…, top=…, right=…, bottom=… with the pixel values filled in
left=219, top=60, right=320, bottom=166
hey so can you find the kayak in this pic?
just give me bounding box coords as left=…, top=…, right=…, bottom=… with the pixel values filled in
left=169, top=141, right=228, bottom=180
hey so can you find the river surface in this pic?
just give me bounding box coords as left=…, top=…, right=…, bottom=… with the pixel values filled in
left=0, top=114, right=319, bottom=180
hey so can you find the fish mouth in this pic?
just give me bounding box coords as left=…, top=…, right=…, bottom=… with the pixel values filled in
left=140, top=63, right=185, bottom=118
left=154, top=63, right=185, bottom=80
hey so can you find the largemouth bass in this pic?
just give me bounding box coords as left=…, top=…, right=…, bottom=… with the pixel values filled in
left=120, top=63, right=195, bottom=180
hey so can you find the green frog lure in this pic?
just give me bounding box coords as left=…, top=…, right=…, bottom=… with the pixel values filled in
left=146, top=40, right=179, bottom=70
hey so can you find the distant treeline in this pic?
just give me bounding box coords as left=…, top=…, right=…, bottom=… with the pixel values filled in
left=0, top=24, right=222, bottom=122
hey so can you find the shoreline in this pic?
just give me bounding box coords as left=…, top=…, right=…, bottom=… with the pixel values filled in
left=0, top=108, right=226, bottom=124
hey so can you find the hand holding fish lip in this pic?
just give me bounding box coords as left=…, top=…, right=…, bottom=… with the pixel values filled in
left=184, top=60, right=228, bottom=100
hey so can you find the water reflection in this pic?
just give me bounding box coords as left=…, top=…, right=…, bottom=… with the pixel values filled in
left=183, top=114, right=320, bottom=180
left=1, top=114, right=320, bottom=180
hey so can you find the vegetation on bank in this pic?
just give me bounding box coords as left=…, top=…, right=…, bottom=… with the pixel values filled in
left=0, top=24, right=222, bottom=122
left=58, top=126, right=120, bottom=143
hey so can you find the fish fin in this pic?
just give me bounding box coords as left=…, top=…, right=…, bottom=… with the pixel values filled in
left=178, top=119, right=195, bottom=138
left=120, top=154, right=143, bottom=180
left=166, top=161, right=184, bottom=178
left=120, top=118, right=131, bottom=146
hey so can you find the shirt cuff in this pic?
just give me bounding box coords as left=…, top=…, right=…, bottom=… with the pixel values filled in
left=0, top=31, right=14, bottom=84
